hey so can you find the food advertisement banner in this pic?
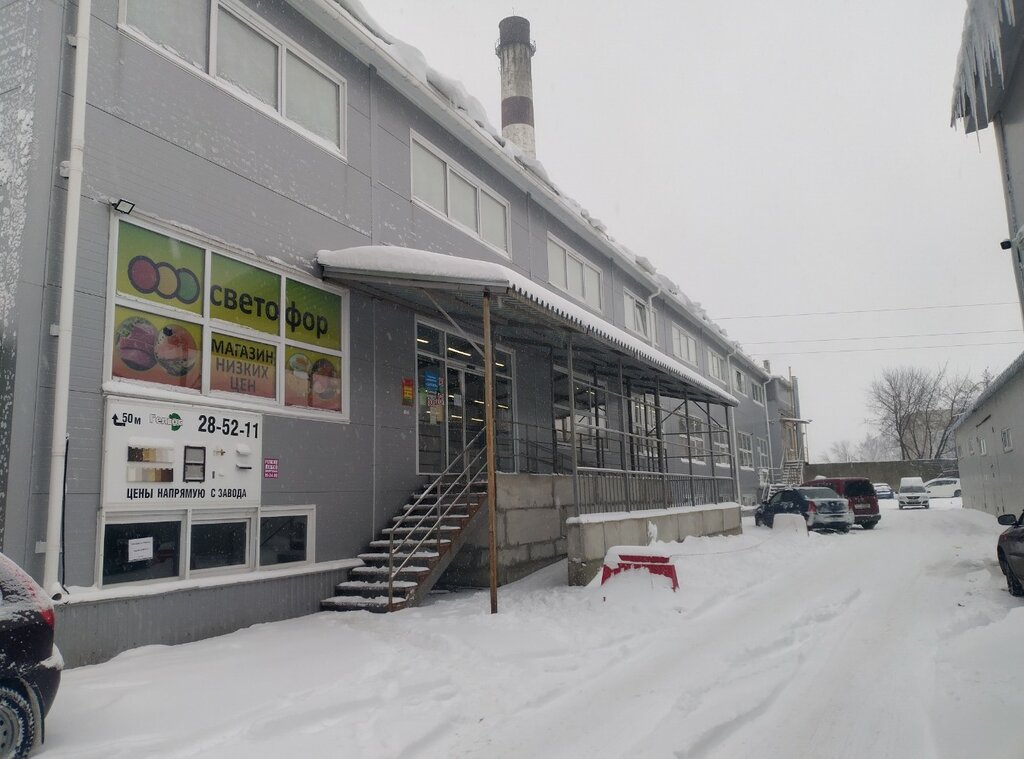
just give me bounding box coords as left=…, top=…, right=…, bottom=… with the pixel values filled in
left=112, top=305, right=202, bottom=389
left=285, top=346, right=341, bottom=411
left=210, top=333, right=276, bottom=399
left=285, top=279, right=341, bottom=350
left=209, top=253, right=281, bottom=335
left=117, top=222, right=204, bottom=315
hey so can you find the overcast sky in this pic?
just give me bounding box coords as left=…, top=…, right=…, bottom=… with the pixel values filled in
left=368, top=0, right=1021, bottom=459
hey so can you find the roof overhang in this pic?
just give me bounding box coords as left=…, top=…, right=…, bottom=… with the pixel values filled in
left=952, top=0, right=1024, bottom=132
left=317, top=246, right=738, bottom=407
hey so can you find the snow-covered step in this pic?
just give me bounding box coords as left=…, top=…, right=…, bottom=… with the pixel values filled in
left=382, top=524, right=460, bottom=536
left=320, top=595, right=408, bottom=613
left=393, top=511, right=470, bottom=522
left=357, top=551, right=440, bottom=562
left=368, top=538, right=451, bottom=551
left=350, top=565, right=431, bottom=579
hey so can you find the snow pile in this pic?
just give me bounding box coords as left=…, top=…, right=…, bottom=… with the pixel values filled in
left=43, top=501, right=1024, bottom=757
left=952, top=0, right=1017, bottom=129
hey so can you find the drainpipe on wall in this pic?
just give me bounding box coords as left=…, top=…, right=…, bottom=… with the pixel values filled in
left=724, top=344, right=741, bottom=504
left=43, top=0, right=92, bottom=598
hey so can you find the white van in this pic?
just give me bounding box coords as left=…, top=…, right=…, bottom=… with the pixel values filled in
left=898, top=477, right=929, bottom=510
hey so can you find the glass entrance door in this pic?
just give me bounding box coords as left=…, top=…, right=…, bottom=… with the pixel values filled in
left=447, top=367, right=486, bottom=469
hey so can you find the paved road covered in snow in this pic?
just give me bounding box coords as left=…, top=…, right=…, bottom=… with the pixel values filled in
left=44, top=500, right=1024, bottom=758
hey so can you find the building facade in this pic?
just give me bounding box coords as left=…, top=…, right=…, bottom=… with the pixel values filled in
left=2, top=0, right=802, bottom=663
left=952, top=0, right=1024, bottom=515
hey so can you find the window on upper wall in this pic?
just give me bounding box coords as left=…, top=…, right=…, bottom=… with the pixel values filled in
left=1003, top=427, right=1013, bottom=452
left=121, top=0, right=347, bottom=154
left=979, top=436, right=988, bottom=456
left=737, top=432, right=753, bottom=469
left=733, top=369, right=747, bottom=396
left=671, top=325, right=698, bottom=365
left=708, top=350, right=727, bottom=383
left=547, top=237, right=602, bottom=309
left=623, top=290, right=650, bottom=339
left=410, top=135, right=510, bottom=253
left=757, top=437, right=769, bottom=469
left=752, top=382, right=765, bottom=405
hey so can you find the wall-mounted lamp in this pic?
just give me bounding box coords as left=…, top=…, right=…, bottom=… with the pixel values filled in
left=1000, top=239, right=1012, bottom=250
left=111, top=199, right=135, bottom=215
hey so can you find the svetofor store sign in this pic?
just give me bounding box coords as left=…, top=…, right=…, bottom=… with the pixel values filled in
left=111, top=220, right=345, bottom=414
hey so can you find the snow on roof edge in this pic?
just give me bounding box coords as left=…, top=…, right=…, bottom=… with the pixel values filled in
left=317, top=246, right=738, bottom=406
left=951, top=347, right=1024, bottom=433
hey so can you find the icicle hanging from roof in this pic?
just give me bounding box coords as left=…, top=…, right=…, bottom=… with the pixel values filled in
left=951, top=0, right=1017, bottom=130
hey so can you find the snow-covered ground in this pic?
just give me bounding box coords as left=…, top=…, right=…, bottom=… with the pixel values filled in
left=42, top=498, right=1024, bottom=758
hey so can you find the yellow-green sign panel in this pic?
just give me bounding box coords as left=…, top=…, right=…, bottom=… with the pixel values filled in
left=117, top=222, right=204, bottom=315
left=285, top=279, right=341, bottom=350
left=210, top=253, right=281, bottom=335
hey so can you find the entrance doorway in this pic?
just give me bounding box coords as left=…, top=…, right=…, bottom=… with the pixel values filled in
left=416, top=322, right=514, bottom=475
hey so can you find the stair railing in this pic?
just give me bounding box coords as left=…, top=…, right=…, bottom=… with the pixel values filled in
left=387, top=428, right=489, bottom=609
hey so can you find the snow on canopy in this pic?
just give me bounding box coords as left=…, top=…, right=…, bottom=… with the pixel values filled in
left=951, top=0, right=1018, bottom=131
left=331, top=1, right=761, bottom=375
left=317, top=245, right=739, bottom=405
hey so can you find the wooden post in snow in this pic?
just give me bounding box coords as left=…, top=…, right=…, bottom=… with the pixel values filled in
left=483, top=291, right=499, bottom=613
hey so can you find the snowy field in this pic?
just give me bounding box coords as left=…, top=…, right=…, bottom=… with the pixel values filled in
left=42, top=498, right=1024, bottom=758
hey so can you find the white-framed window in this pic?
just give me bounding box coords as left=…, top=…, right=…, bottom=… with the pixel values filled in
left=547, top=236, right=601, bottom=309
left=757, top=437, right=769, bottom=469
left=712, top=429, right=730, bottom=466
left=100, top=505, right=314, bottom=586
left=752, top=382, right=765, bottom=405
left=410, top=134, right=510, bottom=253
left=623, top=290, right=650, bottom=339
left=684, top=416, right=706, bottom=464
left=737, top=432, right=753, bottom=469
left=968, top=438, right=975, bottom=455
left=1002, top=427, right=1013, bottom=452
left=671, top=324, right=698, bottom=365
left=979, top=436, right=988, bottom=456
left=708, top=350, right=727, bottom=383
left=121, top=0, right=347, bottom=154
left=733, top=369, right=747, bottom=396
left=105, top=216, right=350, bottom=420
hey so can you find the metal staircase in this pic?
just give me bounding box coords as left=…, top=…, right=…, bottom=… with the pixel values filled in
left=781, top=459, right=805, bottom=486
left=321, top=430, right=488, bottom=613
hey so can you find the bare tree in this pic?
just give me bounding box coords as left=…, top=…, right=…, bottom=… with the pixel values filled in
left=856, top=433, right=898, bottom=461
left=825, top=439, right=857, bottom=463
left=867, top=366, right=980, bottom=460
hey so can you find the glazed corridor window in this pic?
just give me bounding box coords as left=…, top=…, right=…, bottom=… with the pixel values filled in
left=623, top=291, right=649, bottom=339
left=547, top=238, right=602, bottom=309
left=123, top=0, right=346, bottom=151
left=752, top=382, right=765, bottom=405
left=738, top=432, right=753, bottom=469
left=110, top=220, right=347, bottom=417
left=671, top=325, right=698, bottom=365
left=733, top=370, right=747, bottom=396
left=411, top=137, right=510, bottom=252
left=708, top=350, right=727, bottom=382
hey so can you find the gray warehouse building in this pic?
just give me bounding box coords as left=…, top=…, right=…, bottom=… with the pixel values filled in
left=1, top=0, right=805, bottom=665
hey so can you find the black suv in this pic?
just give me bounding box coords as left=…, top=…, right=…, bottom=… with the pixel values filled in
left=0, top=553, right=62, bottom=757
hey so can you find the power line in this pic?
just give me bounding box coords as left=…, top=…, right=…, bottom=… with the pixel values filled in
left=745, top=328, right=1023, bottom=345
left=715, top=301, right=1018, bottom=320
left=751, top=340, right=1024, bottom=356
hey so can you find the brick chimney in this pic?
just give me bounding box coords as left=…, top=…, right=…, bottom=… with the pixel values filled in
left=496, top=16, right=536, bottom=157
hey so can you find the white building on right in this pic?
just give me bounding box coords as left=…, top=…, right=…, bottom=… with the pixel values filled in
left=952, top=0, right=1024, bottom=515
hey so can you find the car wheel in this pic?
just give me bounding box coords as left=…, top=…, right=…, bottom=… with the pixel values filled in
left=754, top=514, right=761, bottom=527
left=954, top=490, right=961, bottom=498
left=0, top=686, right=35, bottom=759
left=1003, top=555, right=1024, bottom=597
left=861, top=521, right=876, bottom=530
left=898, top=504, right=904, bottom=510
left=925, top=504, right=930, bottom=509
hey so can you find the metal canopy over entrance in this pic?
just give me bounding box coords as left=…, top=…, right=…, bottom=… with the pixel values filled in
left=318, top=246, right=739, bottom=514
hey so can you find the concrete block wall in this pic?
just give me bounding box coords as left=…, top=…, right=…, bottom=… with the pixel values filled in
left=566, top=504, right=742, bottom=586
left=442, top=473, right=572, bottom=587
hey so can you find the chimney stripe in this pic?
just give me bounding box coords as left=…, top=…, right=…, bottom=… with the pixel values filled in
left=501, top=96, right=535, bottom=127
